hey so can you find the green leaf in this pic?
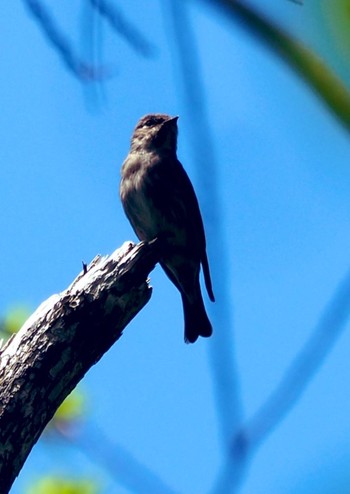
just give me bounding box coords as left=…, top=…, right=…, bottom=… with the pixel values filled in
left=0, top=305, right=31, bottom=338
left=215, top=0, right=350, bottom=130
left=46, top=388, right=87, bottom=434
left=27, top=476, right=100, bottom=494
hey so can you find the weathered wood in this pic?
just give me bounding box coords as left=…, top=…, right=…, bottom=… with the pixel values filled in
left=0, top=240, right=158, bottom=493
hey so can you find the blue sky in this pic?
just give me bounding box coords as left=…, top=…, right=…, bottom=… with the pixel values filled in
left=2, top=1, right=350, bottom=493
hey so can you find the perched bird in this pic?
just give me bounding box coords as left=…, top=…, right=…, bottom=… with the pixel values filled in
left=120, top=114, right=214, bottom=343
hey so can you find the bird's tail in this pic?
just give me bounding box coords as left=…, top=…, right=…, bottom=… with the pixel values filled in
left=182, top=292, right=212, bottom=344
left=201, top=251, right=215, bottom=302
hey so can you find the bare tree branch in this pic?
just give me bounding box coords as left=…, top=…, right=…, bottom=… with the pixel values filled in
left=0, top=240, right=159, bottom=493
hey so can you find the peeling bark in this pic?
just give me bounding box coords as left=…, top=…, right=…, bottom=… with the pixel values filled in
left=0, top=240, right=158, bottom=493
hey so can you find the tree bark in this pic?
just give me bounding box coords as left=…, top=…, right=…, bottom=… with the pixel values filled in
left=0, top=240, right=158, bottom=493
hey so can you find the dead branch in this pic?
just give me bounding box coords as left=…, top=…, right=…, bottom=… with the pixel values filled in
left=0, top=240, right=158, bottom=493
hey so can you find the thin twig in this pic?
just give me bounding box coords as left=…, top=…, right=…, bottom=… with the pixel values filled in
left=238, top=267, right=350, bottom=450
left=89, top=0, right=155, bottom=57
left=55, top=422, right=178, bottom=494
left=23, top=0, right=106, bottom=81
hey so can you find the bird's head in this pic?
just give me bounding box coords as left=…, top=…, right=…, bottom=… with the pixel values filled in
left=130, top=114, right=179, bottom=154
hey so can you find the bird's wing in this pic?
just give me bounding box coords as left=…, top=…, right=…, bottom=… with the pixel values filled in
left=145, top=157, right=215, bottom=301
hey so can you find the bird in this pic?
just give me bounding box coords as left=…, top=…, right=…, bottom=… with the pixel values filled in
left=120, top=113, right=214, bottom=343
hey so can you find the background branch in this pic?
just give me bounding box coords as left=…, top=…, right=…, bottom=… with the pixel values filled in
left=58, top=422, right=177, bottom=494
left=89, top=0, right=155, bottom=57
left=23, top=0, right=106, bottom=80
left=164, top=0, right=243, bottom=453
left=211, top=267, right=350, bottom=494
left=200, top=0, right=350, bottom=132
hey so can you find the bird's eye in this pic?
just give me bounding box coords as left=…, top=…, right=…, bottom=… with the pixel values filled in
left=144, top=116, right=165, bottom=127
left=145, top=118, right=157, bottom=127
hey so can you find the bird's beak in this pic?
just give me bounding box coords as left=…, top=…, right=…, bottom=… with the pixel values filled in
left=163, top=115, right=179, bottom=127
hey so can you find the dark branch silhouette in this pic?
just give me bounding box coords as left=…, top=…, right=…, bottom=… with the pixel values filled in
left=23, top=0, right=106, bottom=80
left=23, top=0, right=154, bottom=82
left=89, top=0, right=155, bottom=57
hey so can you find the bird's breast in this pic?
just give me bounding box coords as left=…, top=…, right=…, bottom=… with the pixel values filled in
left=121, top=157, right=160, bottom=240
left=121, top=153, right=191, bottom=248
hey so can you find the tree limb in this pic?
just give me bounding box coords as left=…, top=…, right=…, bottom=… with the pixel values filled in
left=0, top=240, right=158, bottom=493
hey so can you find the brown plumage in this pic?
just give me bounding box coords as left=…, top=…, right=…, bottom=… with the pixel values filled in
left=120, top=114, right=214, bottom=343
